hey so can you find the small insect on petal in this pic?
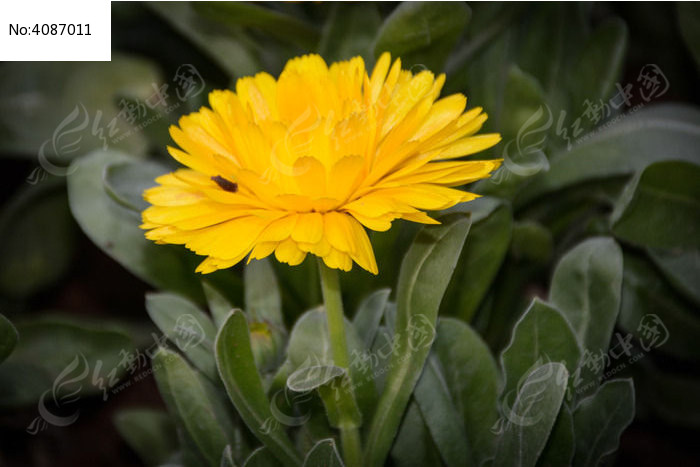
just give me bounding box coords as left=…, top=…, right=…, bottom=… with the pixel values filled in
left=211, top=175, right=238, bottom=193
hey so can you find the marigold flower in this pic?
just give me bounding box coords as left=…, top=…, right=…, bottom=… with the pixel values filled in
left=141, top=53, right=501, bottom=274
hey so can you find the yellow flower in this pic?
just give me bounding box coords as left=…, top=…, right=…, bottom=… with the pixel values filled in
left=141, top=53, right=501, bottom=275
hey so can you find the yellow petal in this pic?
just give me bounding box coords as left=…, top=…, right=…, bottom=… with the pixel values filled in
left=291, top=212, right=324, bottom=244
left=275, top=238, right=307, bottom=266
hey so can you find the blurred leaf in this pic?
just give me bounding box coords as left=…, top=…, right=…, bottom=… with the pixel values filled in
left=500, top=298, right=581, bottom=399
left=678, top=3, right=700, bottom=72
left=273, top=256, right=321, bottom=318
left=286, top=308, right=375, bottom=420
left=374, top=2, right=471, bottom=72
left=153, top=348, right=237, bottom=467
left=550, top=237, right=622, bottom=365
left=517, top=104, right=700, bottom=206
left=0, top=181, right=75, bottom=298
left=434, top=318, right=500, bottom=464
left=215, top=310, right=302, bottom=466
left=113, top=408, right=178, bottom=467
left=203, top=280, right=235, bottom=329
left=492, top=363, right=569, bottom=467
left=352, top=288, right=390, bottom=349
left=611, top=160, right=700, bottom=249
left=453, top=27, right=513, bottom=132
left=245, top=259, right=284, bottom=327
left=68, top=151, right=214, bottom=304
left=364, top=214, right=471, bottom=467
left=243, top=447, right=281, bottom=467
left=619, top=252, right=700, bottom=360
left=220, top=444, right=236, bottom=467
left=445, top=3, right=523, bottom=81
left=569, top=18, right=628, bottom=127
left=414, top=354, right=473, bottom=466
left=647, top=247, right=700, bottom=306
left=148, top=2, right=260, bottom=78
left=0, top=315, right=132, bottom=407
left=536, top=404, right=574, bottom=467
left=391, top=401, right=441, bottom=467
left=146, top=292, right=218, bottom=380
left=287, top=365, right=344, bottom=393
left=510, top=220, right=553, bottom=264
left=0, top=314, right=18, bottom=364
left=572, top=379, right=635, bottom=467
left=636, top=360, right=700, bottom=428
left=501, top=66, right=547, bottom=143
left=516, top=4, right=588, bottom=104
left=0, top=56, right=160, bottom=159
left=303, top=438, right=343, bottom=467
left=318, top=3, right=381, bottom=63
left=443, top=201, right=512, bottom=323
left=245, top=259, right=286, bottom=373
left=103, top=160, right=168, bottom=212
left=194, top=2, right=320, bottom=51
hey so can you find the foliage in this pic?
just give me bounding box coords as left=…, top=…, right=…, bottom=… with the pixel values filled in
left=1, top=2, right=699, bottom=466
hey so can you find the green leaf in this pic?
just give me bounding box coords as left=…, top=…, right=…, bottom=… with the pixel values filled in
left=286, top=308, right=375, bottom=421
left=147, top=2, right=260, bottom=78
left=364, top=214, right=472, bottom=467
left=500, top=298, right=582, bottom=405
left=0, top=314, right=18, bottom=364
left=501, top=66, right=547, bottom=143
left=203, top=280, right=236, bottom=329
left=391, top=401, right=442, bottom=467
left=0, top=56, right=160, bottom=158
left=146, top=292, right=218, bottom=380
left=0, top=315, right=133, bottom=407
left=194, top=2, right=320, bottom=51
left=572, top=379, right=635, bottom=467
left=215, top=310, right=302, bottom=466
left=536, top=404, right=574, bottom=467
left=319, top=3, right=381, bottom=64
left=618, top=252, right=700, bottom=360
left=611, top=160, right=700, bottom=249
left=414, top=354, right=472, bottom=466
left=68, top=151, right=211, bottom=303
left=245, top=259, right=284, bottom=327
left=433, top=318, right=500, bottom=464
left=678, top=3, right=700, bottom=73
left=103, top=160, right=166, bottom=212
left=549, top=237, right=622, bottom=369
left=0, top=181, right=76, bottom=298
left=303, top=439, right=343, bottom=467
left=245, top=259, right=286, bottom=373
left=493, top=363, right=569, bottom=467
left=352, top=288, right=390, bottom=349
left=113, top=408, right=178, bottom=467
left=153, top=348, right=236, bottom=467
left=443, top=201, right=512, bottom=322
left=517, top=104, right=700, bottom=206
left=287, top=365, right=345, bottom=393
left=374, top=2, right=471, bottom=72
left=243, top=447, right=281, bottom=467
left=647, top=247, right=700, bottom=306
left=569, top=18, right=628, bottom=126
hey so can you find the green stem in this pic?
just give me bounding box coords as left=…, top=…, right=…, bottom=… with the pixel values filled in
left=317, top=259, right=362, bottom=467
left=340, top=426, right=362, bottom=467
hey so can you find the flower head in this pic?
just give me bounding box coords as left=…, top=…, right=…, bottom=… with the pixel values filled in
left=141, top=53, right=501, bottom=274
